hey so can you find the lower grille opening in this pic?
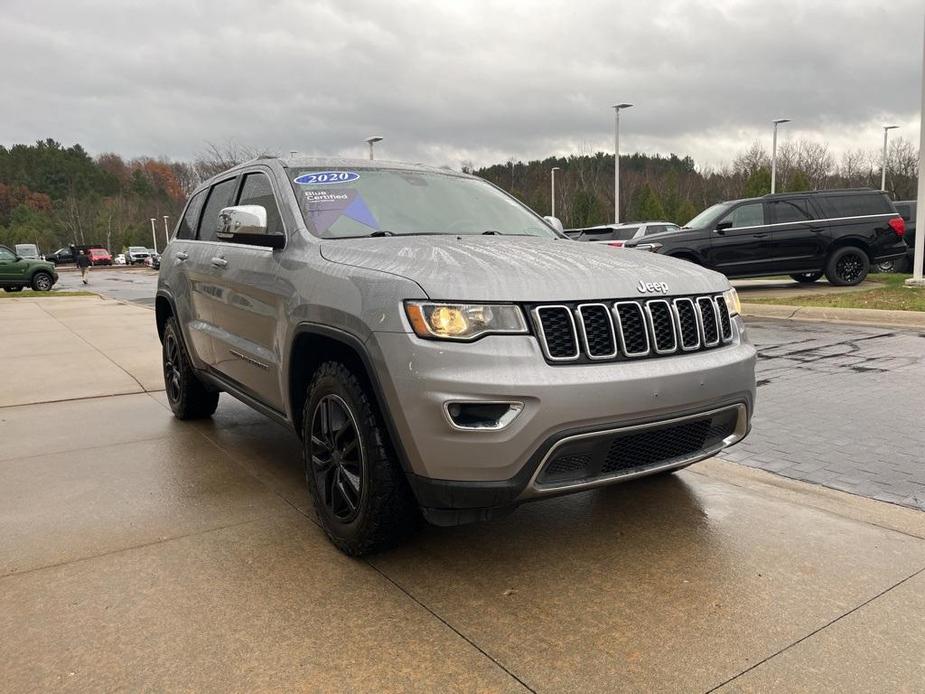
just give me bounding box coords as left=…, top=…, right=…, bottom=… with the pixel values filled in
left=536, top=407, right=741, bottom=487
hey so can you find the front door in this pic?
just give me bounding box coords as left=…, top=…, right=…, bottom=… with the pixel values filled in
left=707, top=202, right=774, bottom=276
left=0, top=246, right=28, bottom=284
left=206, top=170, right=289, bottom=412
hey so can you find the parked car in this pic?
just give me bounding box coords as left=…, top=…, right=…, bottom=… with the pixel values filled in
left=626, top=188, right=907, bottom=286
left=113, top=253, right=126, bottom=265
left=145, top=254, right=161, bottom=270
left=14, top=243, right=43, bottom=261
left=155, top=157, right=756, bottom=555
left=876, top=200, right=916, bottom=273
left=88, top=248, right=113, bottom=266
left=566, top=222, right=681, bottom=247
left=125, top=246, right=151, bottom=265
left=0, top=244, right=58, bottom=291
left=46, top=247, right=75, bottom=265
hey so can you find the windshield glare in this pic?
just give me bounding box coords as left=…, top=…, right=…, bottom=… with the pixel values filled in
left=288, top=168, right=557, bottom=239
left=685, top=203, right=731, bottom=229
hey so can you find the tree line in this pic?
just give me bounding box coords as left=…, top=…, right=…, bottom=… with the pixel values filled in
left=0, top=137, right=918, bottom=253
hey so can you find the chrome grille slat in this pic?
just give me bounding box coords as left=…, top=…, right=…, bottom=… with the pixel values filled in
left=533, top=294, right=732, bottom=363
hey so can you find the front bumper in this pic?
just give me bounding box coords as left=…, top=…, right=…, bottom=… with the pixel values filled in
left=370, top=316, right=756, bottom=522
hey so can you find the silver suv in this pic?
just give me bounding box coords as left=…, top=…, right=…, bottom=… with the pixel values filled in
left=156, top=157, right=756, bottom=555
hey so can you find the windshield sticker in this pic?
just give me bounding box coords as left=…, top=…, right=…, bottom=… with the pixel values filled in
left=303, top=189, right=378, bottom=234
left=294, top=171, right=360, bottom=185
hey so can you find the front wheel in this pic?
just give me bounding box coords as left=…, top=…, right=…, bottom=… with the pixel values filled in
left=789, top=272, right=823, bottom=284
left=303, top=361, right=418, bottom=556
left=162, top=317, right=219, bottom=419
left=825, top=247, right=870, bottom=286
left=31, top=272, right=53, bottom=291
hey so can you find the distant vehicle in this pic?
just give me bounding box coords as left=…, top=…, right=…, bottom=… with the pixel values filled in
left=114, top=253, right=126, bottom=265
left=125, top=246, right=151, bottom=265
left=14, top=243, right=43, bottom=261
left=87, top=248, right=113, bottom=266
left=876, top=200, right=916, bottom=273
left=566, top=222, right=681, bottom=247
left=145, top=254, right=161, bottom=270
left=0, top=244, right=58, bottom=292
left=46, top=247, right=75, bottom=265
left=625, top=188, right=907, bottom=286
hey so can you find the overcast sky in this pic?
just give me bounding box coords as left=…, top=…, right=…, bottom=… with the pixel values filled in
left=1, top=0, right=922, bottom=169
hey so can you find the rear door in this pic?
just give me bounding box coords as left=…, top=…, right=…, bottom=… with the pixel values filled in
left=206, top=169, right=289, bottom=411
left=707, top=202, right=773, bottom=275
left=764, top=197, right=824, bottom=272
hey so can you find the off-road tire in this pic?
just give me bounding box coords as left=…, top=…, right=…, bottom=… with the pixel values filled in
left=825, top=247, right=869, bottom=286
left=303, top=361, right=418, bottom=556
left=31, top=272, right=53, bottom=291
left=162, top=317, right=219, bottom=420
left=3, top=286, right=23, bottom=292
left=789, top=272, right=823, bottom=284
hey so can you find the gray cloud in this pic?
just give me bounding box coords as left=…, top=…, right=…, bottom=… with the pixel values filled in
left=1, top=0, right=922, bottom=168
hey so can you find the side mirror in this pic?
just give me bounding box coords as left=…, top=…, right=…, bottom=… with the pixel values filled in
left=714, top=221, right=733, bottom=233
left=544, top=215, right=565, bottom=234
left=217, top=205, right=284, bottom=249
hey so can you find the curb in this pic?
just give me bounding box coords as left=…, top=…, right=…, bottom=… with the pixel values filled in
left=741, top=302, right=925, bottom=330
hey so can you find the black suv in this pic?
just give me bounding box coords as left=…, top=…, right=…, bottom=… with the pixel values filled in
left=626, top=188, right=907, bottom=285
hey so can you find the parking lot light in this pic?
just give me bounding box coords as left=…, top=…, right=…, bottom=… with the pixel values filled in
left=365, top=136, right=383, bottom=161
left=771, top=118, right=790, bottom=194
left=163, top=215, right=170, bottom=247
left=550, top=166, right=560, bottom=218
left=881, top=125, right=899, bottom=191
left=612, top=103, right=633, bottom=223
left=149, top=218, right=158, bottom=255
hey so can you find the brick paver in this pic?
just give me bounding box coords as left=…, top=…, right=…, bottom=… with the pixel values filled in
left=719, top=318, right=925, bottom=509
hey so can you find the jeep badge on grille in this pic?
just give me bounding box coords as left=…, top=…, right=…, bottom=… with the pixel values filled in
left=636, top=280, right=669, bottom=294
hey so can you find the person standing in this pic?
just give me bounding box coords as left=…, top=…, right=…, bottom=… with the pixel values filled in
left=76, top=250, right=91, bottom=284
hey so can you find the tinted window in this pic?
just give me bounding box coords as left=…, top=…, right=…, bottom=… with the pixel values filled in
left=237, top=173, right=284, bottom=236
left=198, top=178, right=238, bottom=242
left=722, top=203, right=764, bottom=228
left=894, top=202, right=914, bottom=221
left=0, top=246, right=15, bottom=261
left=644, top=225, right=665, bottom=235
left=769, top=199, right=813, bottom=223
left=176, top=190, right=207, bottom=240
left=817, top=193, right=892, bottom=218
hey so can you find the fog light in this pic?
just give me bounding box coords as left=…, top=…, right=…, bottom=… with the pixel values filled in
left=444, top=401, right=524, bottom=430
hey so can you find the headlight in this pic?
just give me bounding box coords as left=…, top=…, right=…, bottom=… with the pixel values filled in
left=405, top=302, right=528, bottom=340
left=723, top=287, right=741, bottom=317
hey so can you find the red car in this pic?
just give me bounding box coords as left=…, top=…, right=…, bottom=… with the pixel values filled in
left=88, top=248, right=113, bottom=266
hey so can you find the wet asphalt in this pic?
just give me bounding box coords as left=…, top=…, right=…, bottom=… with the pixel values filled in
left=54, top=266, right=159, bottom=305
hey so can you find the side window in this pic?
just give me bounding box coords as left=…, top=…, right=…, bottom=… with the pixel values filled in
left=0, top=247, right=16, bottom=261
left=644, top=225, right=665, bottom=235
left=176, top=190, right=207, bottom=240
left=769, top=199, right=813, bottom=223
left=818, top=194, right=893, bottom=218
left=237, top=173, right=284, bottom=236
left=723, top=203, right=764, bottom=228
left=197, top=178, right=238, bottom=242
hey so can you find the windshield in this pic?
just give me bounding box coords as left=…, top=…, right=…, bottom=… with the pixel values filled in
left=684, top=203, right=732, bottom=229
left=287, top=167, right=558, bottom=239
left=128, top=247, right=147, bottom=253
left=15, top=244, right=39, bottom=255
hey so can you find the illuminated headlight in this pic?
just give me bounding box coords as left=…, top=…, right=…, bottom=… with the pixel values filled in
left=405, top=302, right=528, bottom=340
left=723, top=287, right=741, bottom=317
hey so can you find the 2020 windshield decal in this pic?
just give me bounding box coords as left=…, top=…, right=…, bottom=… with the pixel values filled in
left=294, top=171, right=360, bottom=185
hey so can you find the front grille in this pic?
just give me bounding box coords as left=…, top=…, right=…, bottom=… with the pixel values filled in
left=531, top=294, right=733, bottom=364
left=536, top=406, right=742, bottom=487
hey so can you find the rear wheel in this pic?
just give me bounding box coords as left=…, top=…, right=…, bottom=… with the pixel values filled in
left=789, top=272, right=823, bottom=284
left=3, top=286, right=23, bottom=293
left=31, top=272, right=53, bottom=291
left=303, top=361, right=418, bottom=556
left=825, top=247, right=869, bottom=286
left=875, top=257, right=908, bottom=274
left=162, top=317, right=219, bottom=419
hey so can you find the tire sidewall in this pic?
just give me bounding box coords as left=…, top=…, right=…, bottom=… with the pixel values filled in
left=32, top=272, right=53, bottom=291
left=303, top=369, right=374, bottom=545
left=163, top=319, right=190, bottom=416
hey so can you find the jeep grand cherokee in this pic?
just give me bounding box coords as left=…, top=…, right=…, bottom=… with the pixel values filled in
left=155, top=158, right=757, bottom=555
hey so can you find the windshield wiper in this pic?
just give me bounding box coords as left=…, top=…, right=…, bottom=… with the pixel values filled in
left=481, top=230, right=501, bottom=235
left=368, top=230, right=395, bottom=237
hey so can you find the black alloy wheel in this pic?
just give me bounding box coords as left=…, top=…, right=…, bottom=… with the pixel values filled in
left=835, top=253, right=865, bottom=284
left=163, top=330, right=183, bottom=404
left=309, top=394, right=365, bottom=523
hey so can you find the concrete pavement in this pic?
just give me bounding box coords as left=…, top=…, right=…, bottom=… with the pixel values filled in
left=2, top=296, right=925, bottom=691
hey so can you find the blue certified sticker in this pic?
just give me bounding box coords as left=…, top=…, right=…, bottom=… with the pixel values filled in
left=294, top=171, right=360, bottom=185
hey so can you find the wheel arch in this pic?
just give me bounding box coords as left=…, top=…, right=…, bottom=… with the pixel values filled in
left=155, top=292, right=175, bottom=343
left=827, top=236, right=872, bottom=260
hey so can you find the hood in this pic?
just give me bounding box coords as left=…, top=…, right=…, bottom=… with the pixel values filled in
left=320, top=236, right=728, bottom=302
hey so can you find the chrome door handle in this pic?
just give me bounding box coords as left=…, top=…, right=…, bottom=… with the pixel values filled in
left=211, top=257, right=228, bottom=268
left=175, top=252, right=189, bottom=261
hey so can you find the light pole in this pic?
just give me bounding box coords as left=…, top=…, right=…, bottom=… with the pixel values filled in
left=770, top=118, right=790, bottom=194
left=880, top=125, right=899, bottom=191
left=907, top=16, right=925, bottom=286
left=550, top=166, right=560, bottom=218
left=149, top=218, right=158, bottom=254
left=163, top=215, right=171, bottom=247
left=364, top=136, right=383, bottom=160
left=612, top=103, right=633, bottom=223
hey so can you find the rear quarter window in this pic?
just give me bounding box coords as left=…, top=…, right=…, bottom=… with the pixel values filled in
left=176, top=190, right=207, bottom=240
left=817, top=193, right=893, bottom=218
